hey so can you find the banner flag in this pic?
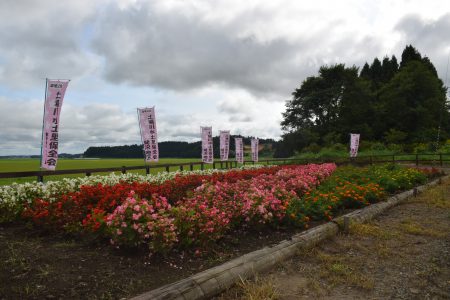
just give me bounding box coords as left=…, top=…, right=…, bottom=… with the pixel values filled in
left=40, top=79, right=70, bottom=170
left=235, top=137, right=244, bottom=163
left=138, top=107, right=159, bottom=162
left=251, top=138, right=259, bottom=162
left=201, top=126, right=213, bottom=163
left=350, top=133, right=360, bottom=158
left=219, top=130, right=230, bottom=161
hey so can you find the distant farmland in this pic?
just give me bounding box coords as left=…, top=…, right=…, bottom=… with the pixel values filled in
left=0, top=158, right=213, bottom=185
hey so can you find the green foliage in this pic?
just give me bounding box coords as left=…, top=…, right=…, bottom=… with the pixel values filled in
left=378, top=60, right=448, bottom=143
left=384, top=129, right=408, bottom=144
left=287, top=164, right=433, bottom=223
left=370, top=142, right=386, bottom=151
left=278, top=45, right=449, bottom=155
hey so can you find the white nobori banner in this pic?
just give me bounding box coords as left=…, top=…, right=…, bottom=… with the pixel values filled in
left=251, top=138, right=259, bottom=162
left=350, top=133, right=360, bottom=158
left=219, top=130, right=230, bottom=161
left=235, top=137, right=244, bottom=163
left=138, top=107, right=159, bottom=162
left=41, top=79, right=70, bottom=170
left=201, top=126, right=213, bottom=163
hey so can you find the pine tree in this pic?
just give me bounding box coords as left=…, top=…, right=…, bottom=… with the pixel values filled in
left=400, top=45, right=422, bottom=68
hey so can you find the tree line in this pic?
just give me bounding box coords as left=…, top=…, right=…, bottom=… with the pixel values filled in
left=83, top=136, right=276, bottom=158
left=275, top=45, right=450, bottom=157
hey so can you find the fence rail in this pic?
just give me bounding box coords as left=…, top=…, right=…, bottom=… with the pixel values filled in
left=0, top=153, right=449, bottom=183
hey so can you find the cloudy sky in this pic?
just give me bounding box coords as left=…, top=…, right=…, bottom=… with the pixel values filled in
left=1, top=0, right=449, bottom=155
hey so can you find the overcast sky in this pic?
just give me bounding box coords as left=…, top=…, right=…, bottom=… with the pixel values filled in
left=1, top=0, right=449, bottom=155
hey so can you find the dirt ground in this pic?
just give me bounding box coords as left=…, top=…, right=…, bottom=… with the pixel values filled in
left=219, top=177, right=450, bottom=300
left=0, top=217, right=303, bottom=299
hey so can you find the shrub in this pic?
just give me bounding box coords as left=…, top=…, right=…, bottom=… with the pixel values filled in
left=105, top=192, right=177, bottom=252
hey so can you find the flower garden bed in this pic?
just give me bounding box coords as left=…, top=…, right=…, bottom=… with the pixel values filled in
left=0, top=163, right=444, bottom=299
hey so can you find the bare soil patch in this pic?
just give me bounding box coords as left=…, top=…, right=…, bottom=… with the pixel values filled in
left=0, top=220, right=306, bottom=299
left=218, top=178, right=450, bottom=300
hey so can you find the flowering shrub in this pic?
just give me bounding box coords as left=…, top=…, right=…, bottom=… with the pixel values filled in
left=285, top=164, right=431, bottom=224
left=171, top=163, right=336, bottom=246
left=105, top=192, right=177, bottom=252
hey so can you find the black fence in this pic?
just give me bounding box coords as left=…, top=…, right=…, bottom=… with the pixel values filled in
left=0, top=153, right=448, bottom=183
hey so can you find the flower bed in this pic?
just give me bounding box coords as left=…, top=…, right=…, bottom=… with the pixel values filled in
left=0, top=165, right=266, bottom=223
left=3, top=163, right=441, bottom=255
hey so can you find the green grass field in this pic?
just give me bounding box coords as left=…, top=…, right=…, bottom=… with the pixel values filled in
left=0, top=158, right=232, bottom=186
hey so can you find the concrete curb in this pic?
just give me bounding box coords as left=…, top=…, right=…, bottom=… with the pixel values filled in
left=130, top=175, right=448, bottom=300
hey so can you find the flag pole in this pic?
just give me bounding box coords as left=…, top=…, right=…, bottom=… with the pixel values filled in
left=39, top=78, right=48, bottom=171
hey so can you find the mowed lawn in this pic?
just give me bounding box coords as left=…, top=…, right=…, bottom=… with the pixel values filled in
left=0, top=158, right=219, bottom=186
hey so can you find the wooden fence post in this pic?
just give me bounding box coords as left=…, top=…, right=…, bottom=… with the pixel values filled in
left=201, top=162, right=204, bottom=170
left=146, top=166, right=150, bottom=175
left=415, top=154, right=419, bottom=166
left=439, top=153, right=443, bottom=166
left=165, top=166, right=170, bottom=172
left=37, top=174, right=44, bottom=183
left=179, top=165, right=183, bottom=171
left=190, top=164, right=194, bottom=171
left=121, top=166, right=126, bottom=174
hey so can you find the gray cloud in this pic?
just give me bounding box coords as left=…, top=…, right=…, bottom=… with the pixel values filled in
left=89, top=2, right=400, bottom=99
left=217, top=98, right=254, bottom=122
left=394, top=13, right=450, bottom=80
left=229, top=115, right=252, bottom=122
left=0, top=0, right=98, bottom=88
left=90, top=2, right=310, bottom=96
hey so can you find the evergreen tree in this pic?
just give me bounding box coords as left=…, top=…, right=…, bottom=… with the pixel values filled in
left=400, top=45, right=422, bottom=68
left=381, top=56, right=398, bottom=83
left=378, top=60, right=448, bottom=143
left=360, top=62, right=371, bottom=79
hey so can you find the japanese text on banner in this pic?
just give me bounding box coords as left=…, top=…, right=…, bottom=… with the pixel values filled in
left=235, top=137, right=244, bottom=163
left=41, top=79, right=69, bottom=170
left=201, top=126, right=213, bottom=163
left=138, top=107, right=159, bottom=162
left=251, top=138, right=259, bottom=162
left=350, top=133, right=360, bottom=158
left=219, top=130, right=230, bottom=161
